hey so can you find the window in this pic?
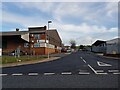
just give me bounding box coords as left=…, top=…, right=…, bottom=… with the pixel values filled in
left=34, top=43, right=40, bottom=47
left=24, top=43, right=29, bottom=48
left=34, top=34, right=40, bottom=39
left=31, top=40, right=34, bottom=43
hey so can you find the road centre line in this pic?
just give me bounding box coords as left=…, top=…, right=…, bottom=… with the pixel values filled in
left=108, top=70, right=119, bottom=72
left=44, top=73, right=55, bottom=75
left=0, top=74, right=8, bottom=76
left=79, top=72, right=90, bottom=74
left=61, top=72, right=72, bottom=75
left=12, top=73, right=23, bottom=76
left=28, top=73, right=38, bottom=76
left=113, top=72, right=120, bottom=75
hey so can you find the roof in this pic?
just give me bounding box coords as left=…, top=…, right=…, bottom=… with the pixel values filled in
left=107, top=38, right=120, bottom=44
left=0, top=30, right=46, bottom=36
left=1, top=31, right=28, bottom=36
left=92, top=40, right=106, bottom=46
left=47, top=29, right=62, bottom=42
left=1, top=27, right=62, bottom=43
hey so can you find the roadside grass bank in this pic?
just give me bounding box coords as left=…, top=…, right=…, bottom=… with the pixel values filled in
left=0, top=55, right=48, bottom=64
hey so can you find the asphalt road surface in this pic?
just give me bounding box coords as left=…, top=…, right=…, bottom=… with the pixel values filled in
left=1, top=51, right=120, bottom=89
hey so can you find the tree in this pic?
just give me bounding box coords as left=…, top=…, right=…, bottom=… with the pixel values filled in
left=69, top=39, right=76, bottom=49
left=79, top=45, right=84, bottom=50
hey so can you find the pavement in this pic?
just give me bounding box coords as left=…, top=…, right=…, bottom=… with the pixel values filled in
left=1, top=51, right=120, bottom=88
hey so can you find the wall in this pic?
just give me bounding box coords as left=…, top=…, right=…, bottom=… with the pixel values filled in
left=45, top=48, right=55, bottom=55
left=106, top=43, right=120, bottom=54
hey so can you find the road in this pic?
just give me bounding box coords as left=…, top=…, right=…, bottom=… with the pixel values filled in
left=1, top=51, right=120, bottom=89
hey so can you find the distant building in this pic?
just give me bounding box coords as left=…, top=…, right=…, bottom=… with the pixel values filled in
left=1, top=26, right=62, bottom=55
left=92, top=40, right=106, bottom=53
left=106, top=38, right=120, bottom=55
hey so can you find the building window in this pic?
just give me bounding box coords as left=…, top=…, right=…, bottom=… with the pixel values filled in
left=24, top=43, right=29, bottom=48
left=34, top=43, right=40, bottom=47
left=34, top=34, right=40, bottom=39
left=30, top=34, right=34, bottom=37
left=31, top=40, right=34, bottom=43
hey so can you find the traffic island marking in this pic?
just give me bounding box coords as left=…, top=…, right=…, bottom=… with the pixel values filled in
left=97, top=61, right=112, bottom=67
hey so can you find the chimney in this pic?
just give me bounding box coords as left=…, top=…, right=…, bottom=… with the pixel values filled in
left=16, top=28, right=19, bottom=31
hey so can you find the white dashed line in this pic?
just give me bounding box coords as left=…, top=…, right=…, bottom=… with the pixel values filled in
left=0, top=74, right=8, bottom=76
left=12, top=73, right=23, bottom=76
left=108, top=70, right=119, bottom=72
left=28, top=73, right=38, bottom=76
left=61, top=72, right=72, bottom=75
left=113, top=73, right=120, bottom=75
left=79, top=72, right=90, bottom=74
left=96, top=70, right=104, bottom=72
left=96, top=72, right=108, bottom=75
left=44, top=73, right=55, bottom=75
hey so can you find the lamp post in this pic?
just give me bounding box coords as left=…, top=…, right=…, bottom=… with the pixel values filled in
left=48, top=21, right=52, bottom=59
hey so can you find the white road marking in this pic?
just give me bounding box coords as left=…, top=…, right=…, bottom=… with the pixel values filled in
left=80, top=57, right=87, bottom=63
left=97, top=61, right=112, bottom=67
left=88, top=64, right=97, bottom=74
left=113, top=72, right=120, bottom=75
left=96, top=72, right=108, bottom=75
left=83, top=59, right=86, bottom=63
left=95, top=70, right=104, bottom=72
left=108, top=70, right=119, bottom=72
left=88, top=64, right=108, bottom=75
left=61, top=72, right=72, bottom=75
left=28, top=73, right=38, bottom=76
left=79, top=72, right=90, bottom=74
left=12, top=73, right=23, bottom=76
left=80, top=57, right=83, bottom=59
left=44, top=73, right=55, bottom=75
left=0, top=74, right=8, bottom=76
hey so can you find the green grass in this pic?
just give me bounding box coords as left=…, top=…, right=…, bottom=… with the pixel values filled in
left=0, top=56, right=47, bottom=64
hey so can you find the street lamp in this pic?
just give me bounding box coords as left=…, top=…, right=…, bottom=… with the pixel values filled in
left=48, top=21, right=52, bottom=59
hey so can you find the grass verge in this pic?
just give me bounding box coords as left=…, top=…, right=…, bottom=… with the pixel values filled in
left=0, top=55, right=47, bottom=64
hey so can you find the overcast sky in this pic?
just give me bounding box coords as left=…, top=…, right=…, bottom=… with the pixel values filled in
left=1, top=2, right=118, bottom=45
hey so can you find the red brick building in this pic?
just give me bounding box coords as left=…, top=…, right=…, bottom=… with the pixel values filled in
left=1, top=26, right=62, bottom=55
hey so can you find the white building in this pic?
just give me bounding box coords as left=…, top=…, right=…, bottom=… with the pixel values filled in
left=92, top=40, right=106, bottom=53
left=106, top=38, right=120, bottom=54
